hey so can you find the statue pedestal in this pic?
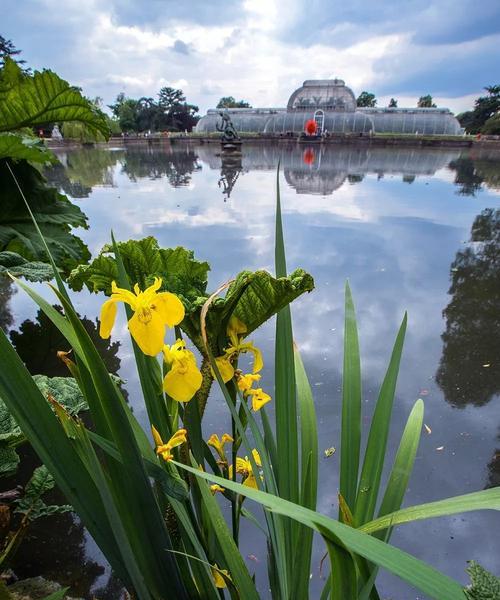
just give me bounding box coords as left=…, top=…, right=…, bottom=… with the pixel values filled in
left=221, top=140, right=242, bottom=154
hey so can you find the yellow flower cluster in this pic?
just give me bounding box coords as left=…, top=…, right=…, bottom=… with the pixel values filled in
left=99, top=278, right=203, bottom=403
left=213, top=317, right=271, bottom=411
left=152, top=425, right=187, bottom=462
left=207, top=430, right=262, bottom=491
left=234, top=449, right=262, bottom=489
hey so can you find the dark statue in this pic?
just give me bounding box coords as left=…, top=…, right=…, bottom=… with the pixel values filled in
left=216, top=110, right=240, bottom=142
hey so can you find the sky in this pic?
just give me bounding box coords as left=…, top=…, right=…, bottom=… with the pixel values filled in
left=3, top=0, right=500, bottom=115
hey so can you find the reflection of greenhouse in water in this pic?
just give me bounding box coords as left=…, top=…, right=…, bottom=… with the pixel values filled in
left=196, top=79, right=462, bottom=136
left=197, top=143, right=461, bottom=195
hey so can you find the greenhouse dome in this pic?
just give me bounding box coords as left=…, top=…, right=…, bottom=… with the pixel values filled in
left=287, top=79, right=357, bottom=112
left=195, top=79, right=462, bottom=136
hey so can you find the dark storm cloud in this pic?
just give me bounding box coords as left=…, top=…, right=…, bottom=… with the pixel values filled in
left=375, top=34, right=500, bottom=97
left=106, top=0, right=245, bottom=28
left=281, top=0, right=500, bottom=47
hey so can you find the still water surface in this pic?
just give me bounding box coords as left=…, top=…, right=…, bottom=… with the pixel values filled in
left=3, top=142, right=500, bottom=599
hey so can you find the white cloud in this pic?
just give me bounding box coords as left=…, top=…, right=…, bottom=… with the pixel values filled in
left=5, top=0, right=495, bottom=114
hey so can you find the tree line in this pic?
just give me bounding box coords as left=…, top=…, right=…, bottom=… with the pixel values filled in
left=355, top=91, right=437, bottom=108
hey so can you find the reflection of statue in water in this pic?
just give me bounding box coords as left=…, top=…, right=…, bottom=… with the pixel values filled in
left=436, top=208, right=500, bottom=407
left=218, top=154, right=242, bottom=201
left=216, top=111, right=240, bottom=142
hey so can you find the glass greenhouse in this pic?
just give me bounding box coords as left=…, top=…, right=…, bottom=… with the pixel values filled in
left=195, top=79, right=463, bottom=136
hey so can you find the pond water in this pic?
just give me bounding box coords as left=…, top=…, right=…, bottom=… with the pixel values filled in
left=2, top=141, right=500, bottom=599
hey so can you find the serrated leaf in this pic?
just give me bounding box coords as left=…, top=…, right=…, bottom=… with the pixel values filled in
left=14, top=465, right=72, bottom=520
left=465, top=561, right=500, bottom=599
left=0, top=159, right=90, bottom=274
left=191, top=267, right=314, bottom=354
left=68, top=237, right=210, bottom=303
left=32, top=375, right=88, bottom=414
left=0, top=375, right=88, bottom=476
left=0, top=132, right=55, bottom=163
left=0, top=251, right=54, bottom=281
left=0, top=445, right=20, bottom=476
left=223, top=268, right=314, bottom=335
left=0, top=57, right=109, bottom=138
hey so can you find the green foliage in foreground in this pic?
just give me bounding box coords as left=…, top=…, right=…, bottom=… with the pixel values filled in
left=0, top=375, right=88, bottom=476
left=0, top=169, right=498, bottom=599
left=68, top=236, right=314, bottom=357
left=465, top=561, right=500, bottom=599
left=0, top=158, right=90, bottom=276
left=0, top=251, right=53, bottom=281
left=0, top=57, right=109, bottom=138
left=14, top=465, right=72, bottom=520
left=0, top=54, right=110, bottom=278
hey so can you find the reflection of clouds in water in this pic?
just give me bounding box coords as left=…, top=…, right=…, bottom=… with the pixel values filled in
left=18, top=144, right=500, bottom=598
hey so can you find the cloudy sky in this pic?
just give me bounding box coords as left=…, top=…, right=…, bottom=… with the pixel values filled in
left=4, top=0, right=500, bottom=114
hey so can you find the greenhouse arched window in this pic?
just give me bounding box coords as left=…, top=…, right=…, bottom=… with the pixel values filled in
left=314, top=110, right=324, bottom=134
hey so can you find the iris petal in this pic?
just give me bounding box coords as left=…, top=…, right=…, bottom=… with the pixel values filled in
left=163, top=359, right=202, bottom=402
left=154, top=292, right=185, bottom=327
left=99, top=298, right=118, bottom=339
left=213, top=357, right=234, bottom=383
left=128, top=309, right=165, bottom=356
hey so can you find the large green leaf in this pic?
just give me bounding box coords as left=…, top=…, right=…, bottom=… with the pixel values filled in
left=0, top=132, right=55, bottom=163
left=68, top=237, right=210, bottom=302
left=0, top=375, right=88, bottom=476
left=0, top=159, right=90, bottom=274
left=0, top=375, right=87, bottom=444
left=0, top=251, right=54, bottom=281
left=0, top=57, right=109, bottom=138
left=465, top=561, right=500, bottom=599
left=68, top=236, right=314, bottom=353
left=14, top=465, right=72, bottom=520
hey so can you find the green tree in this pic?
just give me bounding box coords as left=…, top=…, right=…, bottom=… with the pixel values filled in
left=158, top=87, right=199, bottom=131
left=109, top=93, right=139, bottom=132
left=136, top=96, right=161, bottom=132
left=417, top=94, right=437, bottom=108
left=388, top=98, right=398, bottom=108
left=216, top=96, right=251, bottom=108
left=158, top=87, right=186, bottom=109
left=457, top=86, right=500, bottom=134
left=482, top=112, right=500, bottom=134
left=356, top=91, right=377, bottom=107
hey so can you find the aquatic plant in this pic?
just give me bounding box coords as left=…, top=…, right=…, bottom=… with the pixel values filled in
left=0, top=56, right=110, bottom=278
left=0, top=167, right=499, bottom=599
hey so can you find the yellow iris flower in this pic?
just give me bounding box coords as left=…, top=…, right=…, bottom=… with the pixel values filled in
left=152, top=425, right=187, bottom=462
left=236, top=372, right=271, bottom=411
left=233, top=450, right=262, bottom=489
left=237, top=372, right=261, bottom=394
left=248, top=388, right=272, bottom=412
left=212, top=317, right=263, bottom=383
left=225, top=339, right=263, bottom=374
left=211, top=564, right=231, bottom=588
left=210, top=484, right=225, bottom=495
left=207, top=433, right=234, bottom=461
left=163, top=340, right=202, bottom=402
left=99, top=278, right=185, bottom=356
